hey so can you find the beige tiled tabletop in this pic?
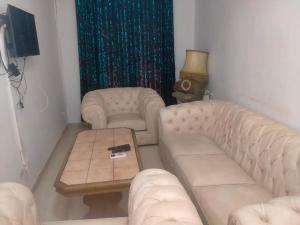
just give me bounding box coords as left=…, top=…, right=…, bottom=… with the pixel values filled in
left=60, top=128, right=140, bottom=186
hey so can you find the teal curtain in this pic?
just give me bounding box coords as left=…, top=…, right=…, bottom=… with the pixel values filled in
left=75, top=0, right=175, bottom=104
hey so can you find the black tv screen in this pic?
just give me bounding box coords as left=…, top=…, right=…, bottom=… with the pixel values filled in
left=6, top=4, right=40, bottom=57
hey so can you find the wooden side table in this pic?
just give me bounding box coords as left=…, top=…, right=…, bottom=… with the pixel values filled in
left=172, top=91, right=203, bottom=103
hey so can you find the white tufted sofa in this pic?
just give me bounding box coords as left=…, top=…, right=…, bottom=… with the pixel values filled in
left=81, top=87, right=165, bottom=145
left=159, top=100, right=300, bottom=225
left=0, top=169, right=203, bottom=225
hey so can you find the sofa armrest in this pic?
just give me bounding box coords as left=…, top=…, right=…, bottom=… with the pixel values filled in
left=128, top=169, right=203, bottom=225
left=0, top=183, right=40, bottom=225
left=81, top=90, right=107, bottom=129
left=138, top=88, right=165, bottom=142
left=228, top=196, right=300, bottom=225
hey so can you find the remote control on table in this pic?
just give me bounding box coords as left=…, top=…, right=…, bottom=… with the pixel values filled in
left=108, top=144, right=131, bottom=152
left=111, top=148, right=130, bottom=154
left=110, top=152, right=127, bottom=159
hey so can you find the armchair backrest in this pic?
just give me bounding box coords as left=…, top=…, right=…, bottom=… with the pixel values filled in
left=0, top=183, right=40, bottom=225
left=97, top=87, right=143, bottom=116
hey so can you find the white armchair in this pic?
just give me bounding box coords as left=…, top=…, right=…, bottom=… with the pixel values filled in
left=81, top=87, right=165, bottom=145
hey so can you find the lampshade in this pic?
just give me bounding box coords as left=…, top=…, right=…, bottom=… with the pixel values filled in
left=180, top=50, right=209, bottom=82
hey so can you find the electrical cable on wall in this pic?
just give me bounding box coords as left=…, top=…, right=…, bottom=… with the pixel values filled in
left=0, top=22, right=27, bottom=109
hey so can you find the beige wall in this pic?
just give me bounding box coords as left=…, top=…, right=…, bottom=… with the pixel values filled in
left=195, top=0, right=300, bottom=130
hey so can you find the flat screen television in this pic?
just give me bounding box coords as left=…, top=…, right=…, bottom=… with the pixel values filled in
left=5, top=4, right=40, bottom=57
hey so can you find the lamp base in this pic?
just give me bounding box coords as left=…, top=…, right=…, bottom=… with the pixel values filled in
left=180, top=72, right=208, bottom=82
left=172, top=91, right=203, bottom=104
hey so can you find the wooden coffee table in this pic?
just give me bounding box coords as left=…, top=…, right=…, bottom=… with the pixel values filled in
left=55, top=128, right=142, bottom=218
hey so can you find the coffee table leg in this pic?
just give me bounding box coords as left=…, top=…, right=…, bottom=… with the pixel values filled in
left=83, top=192, right=127, bottom=219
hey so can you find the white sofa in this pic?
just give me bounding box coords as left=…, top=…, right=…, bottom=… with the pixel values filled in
left=159, top=100, right=300, bottom=225
left=81, top=87, right=165, bottom=145
left=0, top=169, right=202, bottom=225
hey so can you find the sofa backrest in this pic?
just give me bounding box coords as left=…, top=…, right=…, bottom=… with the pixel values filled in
left=97, top=87, right=143, bottom=116
left=160, top=101, right=300, bottom=197
left=159, top=101, right=216, bottom=136
left=211, top=101, right=300, bottom=197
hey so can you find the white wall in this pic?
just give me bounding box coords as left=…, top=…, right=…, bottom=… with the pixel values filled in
left=0, top=76, right=25, bottom=182
left=55, top=0, right=81, bottom=123
left=195, top=0, right=300, bottom=130
left=174, top=0, right=196, bottom=79
left=0, top=0, right=66, bottom=187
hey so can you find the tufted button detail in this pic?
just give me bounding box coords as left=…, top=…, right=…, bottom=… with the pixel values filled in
left=182, top=118, right=186, bottom=122
left=259, top=215, right=269, bottom=223
left=168, top=120, right=173, bottom=124
left=293, top=207, right=300, bottom=213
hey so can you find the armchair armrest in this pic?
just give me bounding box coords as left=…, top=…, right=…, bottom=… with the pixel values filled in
left=81, top=90, right=107, bottom=129
left=128, top=169, right=203, bottom=225
left=228, top=196, right=300, bottom=225
left=138, top=88, right=165, bottom=143
left=0, top=183, right=40, bottom=225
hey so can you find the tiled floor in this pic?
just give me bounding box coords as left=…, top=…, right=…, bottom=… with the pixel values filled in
left=33, top=123, right=164, bottom=222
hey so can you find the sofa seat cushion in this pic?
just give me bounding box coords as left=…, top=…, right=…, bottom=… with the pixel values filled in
left=162, top=134, right=225, bottom=156
left=43, top=217, right=127, bottom=225
left=175, top=155, right=254, bottom=187
left=108, top=113, right=146, bottom=131
left=193, top=185, right=273, bottom=225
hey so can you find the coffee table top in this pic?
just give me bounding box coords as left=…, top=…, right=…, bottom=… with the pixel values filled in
left=55, top=128, right=142, bottom=196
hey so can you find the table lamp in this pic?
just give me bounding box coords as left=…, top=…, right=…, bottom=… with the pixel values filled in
left=173, top=50, right=209, bottom=103
left=180, top=50, right=209, bottom=82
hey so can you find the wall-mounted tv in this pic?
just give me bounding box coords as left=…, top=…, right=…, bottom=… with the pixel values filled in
left=5, top=4, right=40, bottom=57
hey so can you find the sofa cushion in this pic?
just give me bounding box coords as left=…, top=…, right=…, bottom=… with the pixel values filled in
left=108, top=113, right=146, bottom=131
left=193, top=185, right=273, bottom=225
left=163, top=134, right=224, bottom=156
left=175, top=155, right=254, bottom=187
left=43, top=218, right=127, bottom=225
